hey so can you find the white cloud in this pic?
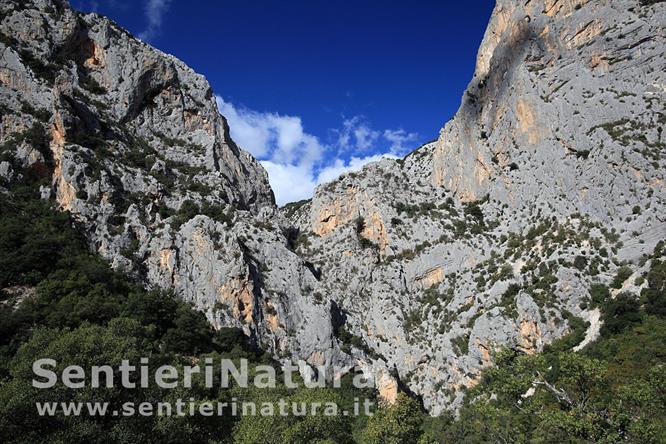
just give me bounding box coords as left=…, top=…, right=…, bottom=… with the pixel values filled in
left=383, top=128, right=419, bottom=156
left=216, top=96, right=418, bottom=205
left=217, top=99, right=272, bottom=158
left=261, top=154, right=392, bottom=205
left=335, top=116, right=380, bottom=152
left=316, top=154, right=394, bottom=185
left=260, top=161, right=317, bottom=204
left=138, top=0, right=172, bottom=42
left=217, top=97, right=324, bottom=168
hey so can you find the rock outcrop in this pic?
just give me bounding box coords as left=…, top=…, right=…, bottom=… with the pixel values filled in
left=1, top=0, right=664, bottom=414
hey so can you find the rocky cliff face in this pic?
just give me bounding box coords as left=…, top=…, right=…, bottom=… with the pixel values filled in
left=1, top=0, right=665, bottom=414
left=284, top=0, right=665, bottom=412
left=0, top=0, right=349, bottom=377
left=433, top=0, right=665, bottom=216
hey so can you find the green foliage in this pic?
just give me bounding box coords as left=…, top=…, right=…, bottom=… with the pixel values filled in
left=0, top=193, right=87, bottom=289
left=500, top=283, right=521, bottom=318
left=495, top=263, right=514, bottom=281
left=232, top=387, right=354, bottom=444
left=201, top=201, right=234, bottom=226
left=19, top=123, right=51, bottom=159
left=436, top=339, right=664, bottom=443
left=611, top=265, right=633, bottom=288
left=587, top=314, right=666, bottom=386
left=69, top=126, right=108, bottom=150
left=358, top=237, right=377, bottom=250
left=545, top=312, right=589, bottom=353
left=354, top=217, right=378, bottom=250
left=336, top=326, right=380, bottom=360
left=20, top=101, right=52, bottom=122
left=19, top=49, right=57, bottom=84
left=0, top=192, right=225, bottom=372
left=463, top=202, right=484, bottom=225
left=403, top=309, right=423, bottom=334
left=336, top=325, right=365, bottom=351
left=600, top=292, right=641, bottom=336
left=451, top=334, right=470, bottom=356
left=79, top=75, right=107, bottom=95
left=281, top=199, right=309, bottom=219
left=426, top=281, right=666, bottom=443
left=361, top=393, right=423, bottom=444
left=0, top=322, right=157, bottom=442
left=573, top=255, right=588, bottom=271
left=171, top=199, right=201, bottom=229
left=641, top=246, right=666, bottom=316
left=394, top=202, right=438, bottom=218
left=589, top=283, right=610, bottom=306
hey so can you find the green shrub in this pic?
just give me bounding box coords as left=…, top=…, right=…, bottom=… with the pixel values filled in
left=403, top=309, right=422, bottom=333
left=601, top=292, right=641, bottom=336
left=589, top=283, right=610, bottom=306
left=611, top=265, right=633, bottom=289
left=361, top=393, right=422, bottom=444
left=20, top=102, right=51, bottom=122
left=451, top=333, right=470, bottom=356
left=463, top=202, right=484, bottom=225
left=19, top=49, right=56, bottom=84
left=573, top=255, right=588, bottom=271
left=171, top=199, right=200, bottom=229
left=79, top=74, right=107, bottom=95
left=355, top=217, right=378, bottom=250
left=642, top=259, right=666, bottom=316
left=500, top=284, right=521, bottom=318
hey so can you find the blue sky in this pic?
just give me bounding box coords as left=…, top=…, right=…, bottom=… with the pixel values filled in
left=72, top=0, right=496, bottom=204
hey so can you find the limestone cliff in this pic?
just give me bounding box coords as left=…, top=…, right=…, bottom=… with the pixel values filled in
left=1, top=0, right=664, bottom=414
left=0, top=0, right=349, bottom=377
left=285, top=0, right=665, bottom=412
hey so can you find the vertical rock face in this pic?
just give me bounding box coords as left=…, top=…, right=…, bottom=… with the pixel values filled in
left=2, top=0, right=274, bottom=211
left=1, top=0, right=665, bottom=414
left=432, top=0, right=665, bottom=217
left=284, top=0, right=666, bottom=412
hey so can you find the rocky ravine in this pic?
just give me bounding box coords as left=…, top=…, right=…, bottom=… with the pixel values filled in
left=1, top=0, right=665, bottom=414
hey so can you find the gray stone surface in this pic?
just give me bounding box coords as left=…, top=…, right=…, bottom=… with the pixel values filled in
left=282, top=0, right=666, bottom=412
left=1, top=0, right=664, bottom=414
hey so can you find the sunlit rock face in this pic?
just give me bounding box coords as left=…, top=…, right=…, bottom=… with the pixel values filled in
left=0, top=0, right=348, bottom=377
left=284, top=0, right=665, bottom=412
left=1, top=0, right=664, bottom=414
left=433, top=0, right=665, bottom=215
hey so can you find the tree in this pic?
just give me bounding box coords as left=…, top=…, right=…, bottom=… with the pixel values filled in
left=600, top=292, right=641, bottom=336
left=0, top=321, right=155, bottom=443
left=611, top=265, right=633, bottom=289
left=361, top=393, right=423, bottom=444
left=642, top=259, right=666, bottom=316
left=232, top=386, right=354, bottom=444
